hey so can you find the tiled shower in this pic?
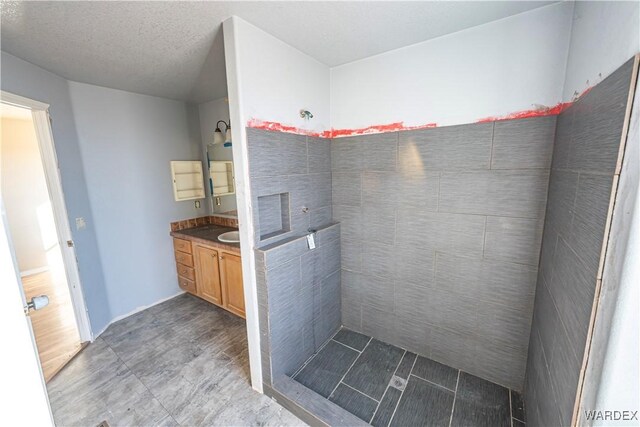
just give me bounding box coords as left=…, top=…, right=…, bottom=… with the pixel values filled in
left=248, top=57, right=637, bottom=426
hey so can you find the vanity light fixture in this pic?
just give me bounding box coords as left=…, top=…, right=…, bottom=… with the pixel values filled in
left=212, top=120, right=232, bottom=147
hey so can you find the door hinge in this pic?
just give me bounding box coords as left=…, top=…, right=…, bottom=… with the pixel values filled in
left=67, top=240, right=74, bottom=247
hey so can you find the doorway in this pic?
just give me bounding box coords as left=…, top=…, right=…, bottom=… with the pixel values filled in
left=1, top=92, right=91, bottom=382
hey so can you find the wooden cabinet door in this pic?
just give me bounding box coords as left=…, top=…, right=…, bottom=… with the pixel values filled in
left=193, top=244, right=222, bottom=306
left=219, top=252, right=245, bottom=318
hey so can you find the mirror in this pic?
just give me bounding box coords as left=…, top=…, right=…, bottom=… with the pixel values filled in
left=206, top=144, right=237, bottom=216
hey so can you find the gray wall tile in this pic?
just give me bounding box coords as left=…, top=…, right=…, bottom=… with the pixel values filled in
left=361, top=305, right=396, bottom=345
left=248, top=129, right=333, bottom=245
left=362, top=171, right=398, bottom=206
left=342, top=270, right=363, bottom=306
left=568, top=58, right=634, bottom=173
left=362, top=242, right=395, bottom=279
left=308, top=136, right=331, bottom=173
left=310, top=206, right=333, bottom=229
left=439, top=170, right=549, bottom=218
left=393, top=280, right=434, bottom=321
left=547, top=238, right=596, bottom=359
left=491, top=116, right=557, bottom=169
left=247, top=128, right=307, bottom=177
left=392, top=313, right=432, bottom=356
left=566, top=174, right=614, bottom=268
left=361, top=273, right=394, bottom=312
left=249, top=128, right=341, bottom=384
left=341, top=239, right=362, bottom=272
left=484, top=216, right=545, bottom=266
left=524, top=57, right=634, bottom=426
left=538, top=224, right=558, bottom=286
left=396, top=171, right=439, bottom=211
left=362, top=205, right=396, bottom=243
left=435, top=254, right=537, bottom=312
left=332, top=135, right=363, bottom=171
left=547, top=324, right=581, bottom=425
left=398, top=123, right=493, bottom=171
left=396, top=210, right=485, bottom=256
left=333, top=205, right=363, bottom=241
left=332, top=172, right=361, bottom=206
left=362, top=132, right=398, bottom=171
left=342, top=297, right=362, bottom=331
left=550, top=108, right=574, bottom=170
left=544, top=169, right=578, bottom=233
left=261, top=237, right=307, bottom=269
left=321, top=236, right=342, bottom=276
left=330, top=118, right=554, bottom=391
left=393, top=244, right=436, bottom=286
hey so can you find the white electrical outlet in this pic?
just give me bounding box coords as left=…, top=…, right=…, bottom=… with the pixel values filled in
left=75, top=217, right=86, bottom=230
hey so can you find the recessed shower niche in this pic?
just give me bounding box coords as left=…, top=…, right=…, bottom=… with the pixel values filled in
left=258, top=192, right=291, bottom=241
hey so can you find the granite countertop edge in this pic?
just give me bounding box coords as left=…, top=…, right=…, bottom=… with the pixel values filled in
left=170, top=224, right=241, bottom=253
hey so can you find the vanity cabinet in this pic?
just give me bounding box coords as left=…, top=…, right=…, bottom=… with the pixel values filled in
left=173, top=237, right=245, bottom=318
left=219, top=252, right=245, bottom=317
left=193, top=244, right=223, bottom=306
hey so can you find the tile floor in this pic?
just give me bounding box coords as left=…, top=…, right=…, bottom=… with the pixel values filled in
left=293, top=328, right=527, bottom=427
left=47, top=294, right=304, bottom=426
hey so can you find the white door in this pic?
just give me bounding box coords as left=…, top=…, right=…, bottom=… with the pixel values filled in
left=0, top=201, right=54, bottom=426
left=1, top=91, right=92, bottom=344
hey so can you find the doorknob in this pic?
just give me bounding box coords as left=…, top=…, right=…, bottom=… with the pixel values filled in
left=24, top=295, right=49, bottom=315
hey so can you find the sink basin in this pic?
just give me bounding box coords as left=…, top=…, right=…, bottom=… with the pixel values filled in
left=218, top=231, right=240, bottom=243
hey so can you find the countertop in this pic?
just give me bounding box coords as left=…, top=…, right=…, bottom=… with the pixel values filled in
left=170, top=224, right=240, bottom=253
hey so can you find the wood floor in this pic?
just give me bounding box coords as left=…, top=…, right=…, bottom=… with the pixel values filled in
left=47, top=293, right=304, bottom=426
left=22, top=270, right=82, bottom=382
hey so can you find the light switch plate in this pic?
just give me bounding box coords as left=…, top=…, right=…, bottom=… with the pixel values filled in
left=75, top=217, right=86, bottom=230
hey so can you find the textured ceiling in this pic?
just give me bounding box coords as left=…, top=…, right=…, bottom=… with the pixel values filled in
left=0, top=1, right=556, bottom=103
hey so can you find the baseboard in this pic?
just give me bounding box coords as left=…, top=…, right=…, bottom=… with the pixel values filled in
left=92, top=290, right=186, bottom=340
left=20, top=266, right=50, bottom=277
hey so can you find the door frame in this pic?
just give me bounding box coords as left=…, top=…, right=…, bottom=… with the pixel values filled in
left=1, top=90, right=93, bottom=342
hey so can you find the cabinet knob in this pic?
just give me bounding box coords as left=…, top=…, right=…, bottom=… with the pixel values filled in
left=219, top=256, right=224, bottom=260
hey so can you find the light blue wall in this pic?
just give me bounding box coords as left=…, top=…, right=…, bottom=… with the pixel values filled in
left=68, top=82, right=204, bottom=321
left=0, top=52, right=112, bottom=333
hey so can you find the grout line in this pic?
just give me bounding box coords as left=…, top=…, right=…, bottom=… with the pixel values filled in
left=104, top=339, right=179, bottom=424
left=408, top=373, right=456, bottom=393
left=334, top=203, right=548, bottom=222
left=386, top=351, right=419, bottom=427
left=489, top=121, right=496, bottom=169
left=482, top=216, right=488, bottom=258
left=340, top=381, right=380, bottom=403
left=509, top=389, right=514, bottom=427
left=292, top=333, right=336, bottom=378
left=331, top=338, right=364, bottom=354
left=448, top=370, right=461, bottom=427
left=306, top=135, right=310, bottom=174
left=437, top=171, right=441, bottom=212
left=328, top=337, right=372, bottom=399
left=369, top=350, right=407, bottom=424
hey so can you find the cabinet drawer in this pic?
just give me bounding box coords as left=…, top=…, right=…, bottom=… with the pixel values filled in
left=173, top=237, right=192, bottom=254
left=176, top=263, right=195, bottom=281
left=174, top=250, right=194, bottom=267
left=178, top=276, right=197, bottom=294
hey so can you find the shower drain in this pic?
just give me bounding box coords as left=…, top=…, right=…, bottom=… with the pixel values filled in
left=390, top=375, right=407, bottom=391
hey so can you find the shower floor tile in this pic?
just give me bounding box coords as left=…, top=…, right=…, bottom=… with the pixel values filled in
left=294, top=339, right=359, bottom=398
left=451, top=371, right=511, bottom=427
left=333, top=328, right=370, bottom=351
left=292, top=327, right=527, bottom=426
left=342, top=339, right=404, bottom=400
